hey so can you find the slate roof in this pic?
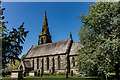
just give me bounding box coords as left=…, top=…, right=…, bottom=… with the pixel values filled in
left=25, top=39, right=71, bottom=58
left=70, top=42, right=83, bottom=56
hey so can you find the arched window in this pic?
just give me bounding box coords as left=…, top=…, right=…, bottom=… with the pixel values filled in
left=72, top=57, right=75, bottom=67
left=47, top=57, right=49, bottom=70
left=58, top=56, right=61, bottom=69
left=37, top=58, right=39, bottom=69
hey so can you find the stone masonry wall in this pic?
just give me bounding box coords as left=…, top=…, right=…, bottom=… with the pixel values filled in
left=70, top=56, right=77, bottom=69
left=30, top=59, right=33, bottom=68
left=44, top=57, right=47, bottom=71
left=26, top=54, right=68, bottom=73
left=39, top=58, right=42, bottom=69
left=49, top=56, right=53, bottom=70
left=34, top=58, right=37, bottom=71
left=70, top=56, right=77, bottom=74
left=60, top=55, right=67, bottom=70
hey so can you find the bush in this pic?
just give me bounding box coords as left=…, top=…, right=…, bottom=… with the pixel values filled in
left=56, top=72, right=59, bottom=76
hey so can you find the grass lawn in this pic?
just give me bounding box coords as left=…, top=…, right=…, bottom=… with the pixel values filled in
left=24, top=74, right=102, bottom=79
left=2, top=73, right=117, bottom=80
left=2, top=74, right=103, bottom=80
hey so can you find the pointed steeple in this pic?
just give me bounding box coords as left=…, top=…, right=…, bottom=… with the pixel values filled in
left=43, top=10, right=47, bottom=26
left=40, top=10, right=50, bottom=36
left=38, top=11, right=52, bottom=45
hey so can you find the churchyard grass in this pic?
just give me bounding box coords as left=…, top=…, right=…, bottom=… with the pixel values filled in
left=2, top=74, right=102, bottom=79
left=2, top=73, right=117, bottom=80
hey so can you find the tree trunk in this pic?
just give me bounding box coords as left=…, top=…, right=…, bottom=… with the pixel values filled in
left=115, top=63, right=119, bottom=80
left=66, top=71, right=68, bottom=78
left=105, top=74, right=109, bottom=80
left=103, top=73, right=108, bottom=80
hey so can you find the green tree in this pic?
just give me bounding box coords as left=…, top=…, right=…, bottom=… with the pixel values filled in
left=1, top=4, right=29, bottom=68
left=9, top=60, right=20, bottom=70
left=2, top=22, right=29, bottom=67
left=77, top=2, right=120, bottom=80
left=0, top=1, right=8, bottom=69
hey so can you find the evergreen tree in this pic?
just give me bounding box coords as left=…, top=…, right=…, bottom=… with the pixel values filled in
left=0, top=2, right=29, bottom=68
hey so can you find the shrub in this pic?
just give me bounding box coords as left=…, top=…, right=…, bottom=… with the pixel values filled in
left=56, top=72, right=60, bottom=76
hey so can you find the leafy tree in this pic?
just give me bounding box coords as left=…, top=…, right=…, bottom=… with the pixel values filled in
left=9, top=60, right=20, bottom=70
left=1, top=4, right=29, bottom=68
left=77, top=2, right=120, bottom=80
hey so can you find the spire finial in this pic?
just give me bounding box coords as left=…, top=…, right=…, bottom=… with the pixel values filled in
left=44, top=10, right=46, bottom=17
left=43, top=10, right=47, bottom=21
left=42, top=10, right=48, bottom=29
left=70, top=32, right=72, bottom=39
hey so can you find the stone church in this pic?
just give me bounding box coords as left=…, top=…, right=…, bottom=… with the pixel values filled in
left=18, top=11, right=83, bottom=75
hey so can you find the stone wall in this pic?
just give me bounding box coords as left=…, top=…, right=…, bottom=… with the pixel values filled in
left=34, top=58, right=37, bottom=71
left=55, top=55, right=67, bottom=70
left=26, top=54, right=67, bottom=73
left=23, top=55, right=78, bottom=74
left=70, top=56, right=77, bottom=69
left=70, top=56, right=77, bottom=74
left=39, top=58, right=42, bottom=69
left=59, top=55, right=67, bottom=70
left=30, top=59, right=33, bottom=68
left=49, top=56, right=53, bottom=70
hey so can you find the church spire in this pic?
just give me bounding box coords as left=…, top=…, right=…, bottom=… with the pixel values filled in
left=38, top=11, right=52, bottom=45
left=42, top=10, right=47, bottom=28
left=40, top=10, right=50, bottom=35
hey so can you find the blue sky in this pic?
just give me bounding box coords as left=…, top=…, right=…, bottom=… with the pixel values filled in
left=2, top=2, right=90, bottom=58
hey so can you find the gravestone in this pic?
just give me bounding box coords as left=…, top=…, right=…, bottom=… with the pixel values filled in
left=11, top=70, right=23, bottom=79
left=71, top=70, right=73, bottom=76
left=24, top=72, right=26, bottom=77
left=40, top=68, right=43, bottom=77
left=29, top=70, right=37, bottom=77
left=38, top=70, right=40, bottom=77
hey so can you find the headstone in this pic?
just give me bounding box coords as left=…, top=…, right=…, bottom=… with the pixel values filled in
left=11, top=70, right=23, bottom=79
left=24, top=72, right=26, bottom=77
left=29, top=71, right=37, bottom=77
left=71, top=70, right=73, bottom=76
left=35, top=71, right=37, bottom=76
left=38, top=70, right=40, bottom=77
left=40, top=68, right=43, bottom=77
left=49, top=69, right=51, bottom=75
